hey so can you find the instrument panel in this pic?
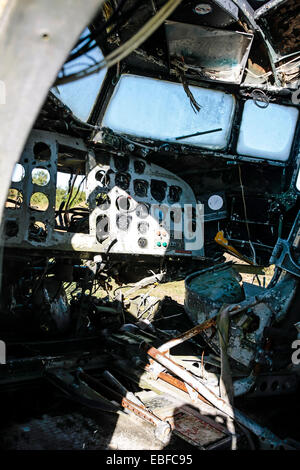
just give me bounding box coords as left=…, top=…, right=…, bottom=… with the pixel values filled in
left=2, top=130, right=204, bottom=258
left=87, top=151, right=203, bottom=256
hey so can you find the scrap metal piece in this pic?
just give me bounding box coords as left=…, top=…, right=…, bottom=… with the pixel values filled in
left=160, top=357, right=255, bottom=397
left=146, top=344, right=297, bottom=449
left=150, top=370, right=211, bottom=406
left=185, top=262, right=245, bottom=325
left=270, top=240, right=300, bottom=277
left=88, top=369, right=172, bottom=444
left=217, top=305, right=237, bottom=449
left=185, top=260, right=298, bottom=370
left=217, top=305, right=234, bottom=404
left=102, top=370, right=145, bottom=407
left=124, top=272, right=165, bottom=297
left=50, top=367, right=172, bottom=444
left=230, top=0, right=280, bottom=83
left=136, top=389, right=232, bottom=449
left=32, top=279, right=70, bottom=334
left=270, top=210, right=300, bottom=277
left=121, top=397, right=171, bottom=445
left=254, top=0, right=288, bottom=19
left=184, top=382, right=199, bottom=402
left=46, top=369, right=121, bottom=413
left=148, top=294, right=265, bottom=377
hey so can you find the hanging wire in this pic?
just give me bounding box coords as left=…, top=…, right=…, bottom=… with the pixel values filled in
left=55, top=0, right=183, bottom=86
left=65, top=0, right=131, bottom=64
left=238, top=164, right=257, bottom=265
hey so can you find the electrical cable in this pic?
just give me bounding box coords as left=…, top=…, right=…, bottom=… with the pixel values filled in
left=238, top=164, right=257, bottom=265
left=65, top=0, right=131, bottom=64
left=64, top=172, right=79, bottom=227
left=68, top=175, right=87, bottom=208
left=55, top=0, right=183, bottom=86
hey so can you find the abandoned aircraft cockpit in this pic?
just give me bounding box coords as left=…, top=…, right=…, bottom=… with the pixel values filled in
left=0, top=0, right=300, bottom=451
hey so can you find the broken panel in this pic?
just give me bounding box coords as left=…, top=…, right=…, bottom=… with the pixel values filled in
left=255, top=0, right=300, bottom=59
left=165, top=21, right=253, bottom=84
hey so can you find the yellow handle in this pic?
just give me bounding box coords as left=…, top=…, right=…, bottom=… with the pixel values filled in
left=215, top=231, right=253, bottom=265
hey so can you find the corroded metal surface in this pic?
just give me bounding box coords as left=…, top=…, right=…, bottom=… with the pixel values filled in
left=184, top=263, right=244, bottom=325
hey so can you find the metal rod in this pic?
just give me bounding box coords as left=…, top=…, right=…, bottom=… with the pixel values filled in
left=175, top=128, right=222, bottom=141
left=157, top=370, right=210, bottom=405
left=157, top=318, right=216, bottom=353
left=157, top=296, right=264, bottom=354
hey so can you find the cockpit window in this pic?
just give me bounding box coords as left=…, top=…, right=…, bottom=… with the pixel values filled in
left=102, top=74, right=235, bottom=150
left=51, top=29, right=106, bottom=122
left=297, top=168, right=300, bottom=192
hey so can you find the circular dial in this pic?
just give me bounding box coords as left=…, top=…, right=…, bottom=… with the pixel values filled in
left=138, top=222, right=149, bottom=234
left=116, top=195, right=132, bottom=212
left=95, top=192, right=110, bottom=210
left=138, top=237, right=148, bottom=248
left=117, top=214, right=131, bottom=231
left=115, top=172, right=130, bottom=190
left=136, top=203, right=149, bottom=219
left=208, top=195, right=224, bottom=211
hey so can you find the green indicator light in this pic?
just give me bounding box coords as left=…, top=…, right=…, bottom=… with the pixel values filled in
left=157, top=242, right=161, bottom=247
left=162, top=242, right=167, bottom=247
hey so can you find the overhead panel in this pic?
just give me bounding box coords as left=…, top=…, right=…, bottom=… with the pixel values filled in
left=165, top=21, right=253, bottom=84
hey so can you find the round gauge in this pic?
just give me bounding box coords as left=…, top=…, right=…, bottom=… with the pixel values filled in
left=194, top=3, right=212, bottom=15
left=138, top=222, right=149, bottom=234
left=168, top=185, right=182, bottom=203
left=95, top=192, right=110, bottom=210
left=115, top=172, right=130, bottom=191
left=208, top=195, right=224, bottom=211
left=114, top=156, right=129, bottom=172
left=116, top=195, right=132, bottom=212
left=117, top=214, right=131, bottom=231
left=138, top=237, right=148, bottom=248
left=95, top=170, right=110, bottom=187
left=96, top=215, right=109, bottom=243
left=136, top=203, right=149, bottom=219
left=134, top=179, right=148, bottom=198
left=151, top=180, right=166, bottom=202
left=134, top=160, right=145, bottom=174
